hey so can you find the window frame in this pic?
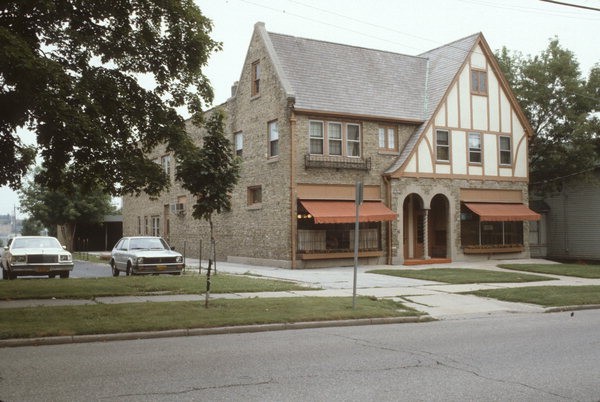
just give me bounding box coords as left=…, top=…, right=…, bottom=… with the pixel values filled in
left=309, top=120, right=362, bottom=157
left=247, top=185, right=262, bottom=206
left=468, top=132, right=482, bottom=164
left=309, top=121, right=324, bottom=155
left=161, top=154, right=171, bottom=177
left=471, top=69, right=488, bottom=96
left=378, top=126, right=398, bottom=152
left=151, top=216, right=160, bottom=237
left=435, top=129, right=450, bottom=162
left=499, top=135, right=512, bottom=166
left=346, top=123, right=361, bottom=157
left=328, top=122, right=343, bottom=156
left=251, top=60, right=260, bottom=96
left=234, top=131, right=243, bottom=157
left=268, top=120, right=279, bottom=158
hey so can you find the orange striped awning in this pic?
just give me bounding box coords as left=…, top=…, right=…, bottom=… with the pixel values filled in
left=465, top=203, right=541, bottom=222
left=300, top=200, right=398, bottom=224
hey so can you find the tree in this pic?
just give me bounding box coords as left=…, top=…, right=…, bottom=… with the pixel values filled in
left=496, top=39, right=600, bottom=194
left=20, top=218, right=45, bottom=236
left=1, top=1, right=220, bottom=195
left=175, top=109, right=240, bottom=306
left=19, top=172, right=116, bottom=251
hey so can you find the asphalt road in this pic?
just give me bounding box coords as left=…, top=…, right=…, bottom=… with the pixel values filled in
left=1, top=310, right=599, bottom=401
left=72, top=259, right=112, bottom=278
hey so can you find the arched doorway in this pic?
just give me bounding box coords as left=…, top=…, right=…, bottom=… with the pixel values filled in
left=403, top=194, right=424, bottom=259
left=429, top=194, right=449, bottom=258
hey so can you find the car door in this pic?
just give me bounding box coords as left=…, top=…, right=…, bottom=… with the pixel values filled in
left=114, top=239, right=129, bottom=271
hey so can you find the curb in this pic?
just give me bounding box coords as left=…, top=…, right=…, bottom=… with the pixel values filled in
left=544, top=304, right=600, bottom=313
left=0, top=315, right=433, bottom=348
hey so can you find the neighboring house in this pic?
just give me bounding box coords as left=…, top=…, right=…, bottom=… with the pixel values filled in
left=530, top=170, right=600, bottom=261
left=56, top=215, right=123, bottom=251
left=122, top=22, right=539, bottom=268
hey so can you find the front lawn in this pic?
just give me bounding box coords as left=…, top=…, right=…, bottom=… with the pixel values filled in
left=367, top=268, right=554, bottom=284
left=0, top=274, right=310, bottom=300
left=0, top=297, right=423, bottom=339
left=498, top=263, right=600, bottom=278
left=469, top=285, right=600, bottom=307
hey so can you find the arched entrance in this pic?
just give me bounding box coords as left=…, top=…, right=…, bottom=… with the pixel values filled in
left=429, top=194, right=449, bottom=258
left=403, top=194, right=424, bottom=259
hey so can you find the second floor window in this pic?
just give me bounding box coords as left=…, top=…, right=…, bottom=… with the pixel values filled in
left=378, top=126, right=397, bottom=151
left=151, top=216, right=160, bottom=237
left=252, top=61, right=260, bottom=96
left=309, top=121, right=324, bottom=155
left=328, top=122, right=342, bottom=156
left=268, top=121, right=279, bottom=157
left=436, top=130, right=450, bottom=161
left=161, top=155, right=171, bottom=177
left=499, top=136, right=512, bottom=165
left=234, top=132, right=243, bottom=157
left=468, top=133, right=482, bottom=163
left=309, top=120, right=361, bottom=157
left=346, top=124, right=360, bottom=157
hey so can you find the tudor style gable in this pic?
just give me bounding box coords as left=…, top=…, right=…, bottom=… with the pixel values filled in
left=394, top=35, right=532, bottom=182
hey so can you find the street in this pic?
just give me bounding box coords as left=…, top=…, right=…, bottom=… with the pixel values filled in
left=1, top=310, right=599, bottom=401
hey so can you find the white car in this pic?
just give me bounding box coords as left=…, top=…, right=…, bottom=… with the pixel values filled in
left=110, top=236, right=184, bottom=276
left=1, top=236, right=74, bottom=280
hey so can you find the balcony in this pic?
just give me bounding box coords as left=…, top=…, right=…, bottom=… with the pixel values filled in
left=304, top=154, right=371, bottom=171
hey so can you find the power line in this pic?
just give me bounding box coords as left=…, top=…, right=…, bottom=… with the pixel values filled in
left=540, top=0, right=600, bottom=11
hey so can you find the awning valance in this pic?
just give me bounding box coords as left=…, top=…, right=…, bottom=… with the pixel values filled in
left=300, top=200, right=398, bottom=224
left=465, top=203, right=541, bottom=222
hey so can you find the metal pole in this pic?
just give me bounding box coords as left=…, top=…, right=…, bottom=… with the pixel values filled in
left=353, top=181, right=363, bottom=310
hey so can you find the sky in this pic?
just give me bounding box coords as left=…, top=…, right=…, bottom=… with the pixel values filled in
left=1, top=0, right=599, bottom=217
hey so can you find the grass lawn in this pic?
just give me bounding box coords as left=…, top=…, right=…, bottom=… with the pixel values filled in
left=367, top=268, right=554, bottom=284
left=469, top=285, right=600, bottom=307
left=0, top=274, right=310, bottom=300
left=72, top=252, right=108, bottom=264
left=0, top=297, right=422, bottom=339
left=498, top=263, right=600, bottom=278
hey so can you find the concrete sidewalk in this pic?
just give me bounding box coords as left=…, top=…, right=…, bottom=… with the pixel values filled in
left=3, top=258, right=598, bottom=320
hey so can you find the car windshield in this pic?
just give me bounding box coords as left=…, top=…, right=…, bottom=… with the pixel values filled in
left=129, top=238, right=169, bottom=250
left=11, top=237, right=62, bottom=249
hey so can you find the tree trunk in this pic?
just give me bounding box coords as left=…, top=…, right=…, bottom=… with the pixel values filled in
left=60, top=223, right=76, bottom=252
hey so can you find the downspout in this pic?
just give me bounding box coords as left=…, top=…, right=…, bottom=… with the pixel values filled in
left=383, top=175, right=393, bottom=265
left=290, top=106, right=298, bottom=269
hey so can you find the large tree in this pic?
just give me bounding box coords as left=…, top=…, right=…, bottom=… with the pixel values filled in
left=1, top=1, right=220, bottom=195
left=19, top=173, right=116, bottom=250
left=496, top=39, right=600, bottom=194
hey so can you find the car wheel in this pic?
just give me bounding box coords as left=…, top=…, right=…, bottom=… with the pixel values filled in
left=2, top=266, right=7, bottom=280
left=111, top=260, right=119, bottom=277
left=126, top=262, right=132, bottom=276
left=49, top=274, right=56, bottom=279
left=60, top=271, right=69, bottom=279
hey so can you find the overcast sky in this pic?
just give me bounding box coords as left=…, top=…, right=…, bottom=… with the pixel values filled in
left=1, top=0, right=598, bottom=217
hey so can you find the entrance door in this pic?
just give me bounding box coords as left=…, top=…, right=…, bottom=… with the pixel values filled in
left=429, top=194, right=449, bottom=258
left=403, top=194, right=424, bottom=259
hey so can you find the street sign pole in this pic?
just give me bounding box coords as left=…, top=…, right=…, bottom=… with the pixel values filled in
left=353, top=181, right=363, bottom=309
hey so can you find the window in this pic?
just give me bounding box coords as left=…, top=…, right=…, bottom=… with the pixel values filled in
left=436, top=130, right=450, bottom=161
left=378, top=126, right=397, bottom=151
left=499, top=136, right=512, bottom=165
left=247, top=186, right=262, bottom=206
left=151, top=216, right=160, bottom=237
left=268, top=121, right=279, bottom=157
left=234, top=132, right=243, bottom=157
left=309, top=121, right=324, bottom=155
left=161, top=155, right=171, bottom=177
left=471, top=69, right=487, bottom=95
left=468, top=133, right=482, bottom=163
left=328, top=122, right=342, bottom=156
left=251, top=61, right=260, bottom=96
left=137, top=216, right=141, bottom=235
left=346, top=124, right=360, bottom=157
left=144, top=216, right=149, bottom=235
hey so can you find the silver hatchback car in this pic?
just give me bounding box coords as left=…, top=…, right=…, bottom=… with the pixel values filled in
left=110, top=237, right=185, bottom=276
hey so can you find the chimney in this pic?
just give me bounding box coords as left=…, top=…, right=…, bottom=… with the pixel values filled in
left=231, top=81, right=239, bottom=97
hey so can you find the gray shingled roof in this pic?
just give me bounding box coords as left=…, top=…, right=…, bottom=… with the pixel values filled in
left=268, top=32, right=428, bottom=121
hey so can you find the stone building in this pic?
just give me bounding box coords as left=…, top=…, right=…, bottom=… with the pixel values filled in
left=122, top=22, right=539, bottom=268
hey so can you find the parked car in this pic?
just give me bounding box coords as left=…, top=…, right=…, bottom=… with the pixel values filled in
left=110, top=236, right=184, bottom=276
left=1, top=236, right=74, bottom=280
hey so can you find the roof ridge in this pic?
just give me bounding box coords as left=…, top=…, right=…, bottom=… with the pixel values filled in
left=418, top=32, right=481, bottom=56
left=267, top=31, right=428, bottom=61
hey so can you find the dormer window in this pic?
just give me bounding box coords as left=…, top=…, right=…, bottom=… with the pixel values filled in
left=471, top=69, right=487, bottom=95
left=252, top=61, right=261, bottom=96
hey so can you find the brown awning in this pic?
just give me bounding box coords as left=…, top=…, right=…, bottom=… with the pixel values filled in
left=300, top=200, right=398, bottom=224
left=465, top=203, right=541, bottom=222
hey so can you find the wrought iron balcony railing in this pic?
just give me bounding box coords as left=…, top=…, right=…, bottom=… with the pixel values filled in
left=304, top=154, right=371, bottom=171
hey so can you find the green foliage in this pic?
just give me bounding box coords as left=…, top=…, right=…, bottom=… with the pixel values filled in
left=0, top=1, right=220, bottom=195
left=496, top=39, right=600, bottom=194
left=176, top=109, right=241, bottom=222
left=20, top=218, right=45, bottom=236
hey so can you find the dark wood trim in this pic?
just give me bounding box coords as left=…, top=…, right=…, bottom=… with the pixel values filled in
left=463, top=245, right=524, bottom=254
left=298, top=251, right=384, bottom=260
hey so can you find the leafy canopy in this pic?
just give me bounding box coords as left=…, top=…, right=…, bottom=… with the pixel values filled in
left=176, top=109, right=240, bottom=222
left=496, top=39, right=600, bottom=194
left=1, top=0, right=220, bottom=195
